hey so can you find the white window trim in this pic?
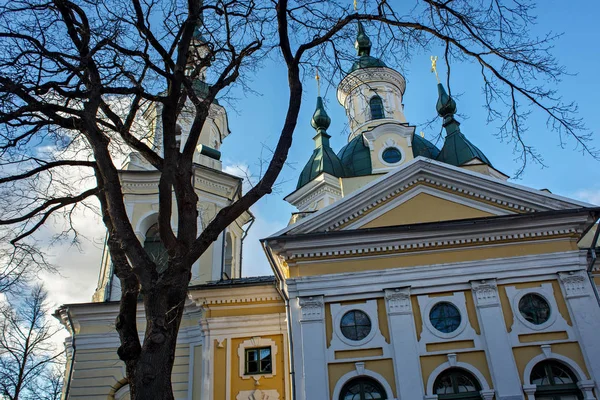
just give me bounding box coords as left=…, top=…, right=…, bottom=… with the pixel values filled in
left=378, top=138, right=406, bottom=167
left=237, top=337, right=278, bottom=383
left=421, top=294, right=469, bottom=340
left=508, top=284, right=559, bottom=332
left=331, top=362, right=394, bottom=400
left=331, top=300, right=381, bottom=347
left=425, top=354, right=493, bottom=400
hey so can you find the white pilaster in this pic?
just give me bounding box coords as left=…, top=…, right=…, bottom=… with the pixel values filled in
left=559, top=271, right=600, bottom=393
left=298, top=295, right=329, bottom=399
left=471, top=280, right=523, bottom=400
left=384, top=287, right=424, bottom=400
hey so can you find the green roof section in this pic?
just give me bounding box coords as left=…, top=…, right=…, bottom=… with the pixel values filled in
left=435, top=83, right=492, bottom=167
left=337, top=134, right=372, bottom=177
left=296, top=97, right=347, bottom=189
left=412, top=134, right=441, bottom=159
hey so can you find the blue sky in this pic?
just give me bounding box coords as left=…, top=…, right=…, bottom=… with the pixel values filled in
left=218, top=0, right=600, bottom=277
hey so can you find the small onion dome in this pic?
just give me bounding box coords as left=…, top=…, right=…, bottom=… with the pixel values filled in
left=193, top=24, right=209, bottom=44
left=296, top=98, right=347, bottom=189
left=355, top=21, right=372, bottom=56
left=412, top=135, right=441, bottom=159
left=435, top=83, right=492, bottom=167
left=310, top=97, right=331, bottom=133
left=436, top=83, right=457, bottom=120
left=349, top=21, right=387, bottom=73
left=337, top=134, right=372, bottom=177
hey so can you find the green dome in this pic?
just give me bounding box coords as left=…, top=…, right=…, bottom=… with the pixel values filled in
left=436, top=83, right=457, bottom=120
left=296, top=97, right=347, bottom=189
left=337, top=135, right=372, bottom=177
left=412, top=135, right=441, bottom=159
left=350, top=55, right=387, bottom=72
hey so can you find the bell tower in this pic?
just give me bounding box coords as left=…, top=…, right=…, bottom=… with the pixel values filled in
left=93, top=25, right=252, bottom=302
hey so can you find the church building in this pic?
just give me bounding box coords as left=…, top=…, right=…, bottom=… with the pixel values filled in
left=56, top=22, right=600, bottom=400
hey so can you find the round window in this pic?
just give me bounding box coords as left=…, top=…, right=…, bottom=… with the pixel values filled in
left=429, top=302, right=461, bottom=333
left=382, top=147, right=402, bottom=164
left=518, top=293, right=551, bottom=325
left=340, top=310, right=372, bottom=341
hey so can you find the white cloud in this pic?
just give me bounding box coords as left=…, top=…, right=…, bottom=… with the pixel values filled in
left=222, top=161, right=254, bottom=194
left=572, top=189, right=600, bottom=206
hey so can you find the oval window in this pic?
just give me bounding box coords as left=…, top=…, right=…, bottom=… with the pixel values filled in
left=518, top=293, right=551, bottom=325
left=340, top=310, right=372, bottom=341
left=429, top=302, right=461, bottom=333
left=382, top=147, right=402, bottom=164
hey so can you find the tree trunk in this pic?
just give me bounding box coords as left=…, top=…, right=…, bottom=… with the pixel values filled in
left=132, top=276, right=189, bottom=400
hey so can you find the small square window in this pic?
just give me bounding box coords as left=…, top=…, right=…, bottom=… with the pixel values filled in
left=245, top=347, right=272, bottom=375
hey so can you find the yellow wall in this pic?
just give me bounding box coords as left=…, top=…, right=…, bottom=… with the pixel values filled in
left=230, top=335, right=286, bottom=399
left=361, top=193, right=494, bottom=228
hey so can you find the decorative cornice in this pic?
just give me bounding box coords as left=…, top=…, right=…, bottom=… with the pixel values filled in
left=471, top=280, right=499, bottom=307
left=284, top=227, right=578, bottom=261
left=298, top=295, right=324, bottom=322
left=559, top=271, right=589, bottom=298
left=384, top=288, right=412, bottom=315
left=337, top=67, right=406, bottom=106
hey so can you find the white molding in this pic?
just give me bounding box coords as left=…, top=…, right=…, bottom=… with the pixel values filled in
left=331, top=366, right=396, bottom=400
left=114, top=384, right=130, bottom=400
left=237, top=337, right=278, bottom=384
left=418, top=293, right=479, bottom=347
left=285, top=252, right=586, bottom=300
left=425, top=356, right=491, bottom=396
left=298, top=296, right=324, bottom=322
left=331, top=300, right=383, bottom=347
left=559, top=271, right=590, bottom=299
left=235, top=390, right=280, bottom=400
left=522, top=345, right=590, bottom=384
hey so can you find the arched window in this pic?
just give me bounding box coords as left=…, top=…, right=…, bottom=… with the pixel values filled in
left=369, top=96, right=385, bottom=120
left=339, top=377, right=387, bottom=400
left=434, top=368, right=481, bottom=399
left=143, top=224, right=168, bottom=273
left=530, top=361, right=583, bottom=400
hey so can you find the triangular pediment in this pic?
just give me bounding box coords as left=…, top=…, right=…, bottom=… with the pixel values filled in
left=275, top=157, right=592, bottom=236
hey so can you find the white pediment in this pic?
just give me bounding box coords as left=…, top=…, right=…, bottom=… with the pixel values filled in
left=275, top=157, right=592, bottom=236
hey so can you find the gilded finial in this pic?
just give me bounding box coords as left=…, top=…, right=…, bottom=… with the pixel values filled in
left=354, top=0, right=358, bottom=11
left=420, top=131, right=425, bottom=138
left=315, top=67, right=321, bottom=96
left=430, top=55, right=440, bottom=83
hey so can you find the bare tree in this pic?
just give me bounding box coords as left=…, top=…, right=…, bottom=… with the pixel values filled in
left=0, top=285, right=63, bottom=400
left=0, top=0, right=594, bottom=398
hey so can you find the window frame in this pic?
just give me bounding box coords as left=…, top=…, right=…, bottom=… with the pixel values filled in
left=531, top=361, right=583, bottom=400
left=369, top=95, right=385, bottom=120
left=433, top=368, right=482, bottom=400
left=429, top=302, right=462, bottom=334
left=340, top=310, right=372, bottom=342
left=244, top=347, right=273, bottom=375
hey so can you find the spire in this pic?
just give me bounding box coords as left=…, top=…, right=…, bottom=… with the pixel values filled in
left=435, top=82, right=492, bottom=167
left=436, top=83, right=458, bottom=134
left=296, top=96, right=346, bottom=189
left=355, top=21, right=372, bottom=56
left=311, top=97, right=331, bottom=143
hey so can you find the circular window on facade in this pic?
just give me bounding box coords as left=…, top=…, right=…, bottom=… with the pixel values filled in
left=518, top=293, right=551, bottom=325
left=340, top=310, right=372, bottom=341
left=382, top=147, right=402, bottom=164
left=429, top=302, right=461, bottom=334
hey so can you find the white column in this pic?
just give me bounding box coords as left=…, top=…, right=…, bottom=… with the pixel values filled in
left=297, top=295, right=329, bottom=399
left=471, top=280, right=523, bottom=400
left=559, top=271, right=600, bottom=393
left=384, top=288, right=424, bottom=400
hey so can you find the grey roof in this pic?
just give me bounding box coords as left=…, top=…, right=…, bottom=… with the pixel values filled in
left=189, top=275, right=276, bottom=290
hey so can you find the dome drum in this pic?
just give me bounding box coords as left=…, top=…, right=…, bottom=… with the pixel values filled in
left=337, top=67, right=406, bottom=107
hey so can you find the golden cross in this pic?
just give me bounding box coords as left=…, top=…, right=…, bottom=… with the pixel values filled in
left=354, top=0, right=358, bottom=11
left=315, top=67, right=321, bottom=96
left=420, top=131, right=425, bottom=138
left=430, top=55, right=440, bottom=83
